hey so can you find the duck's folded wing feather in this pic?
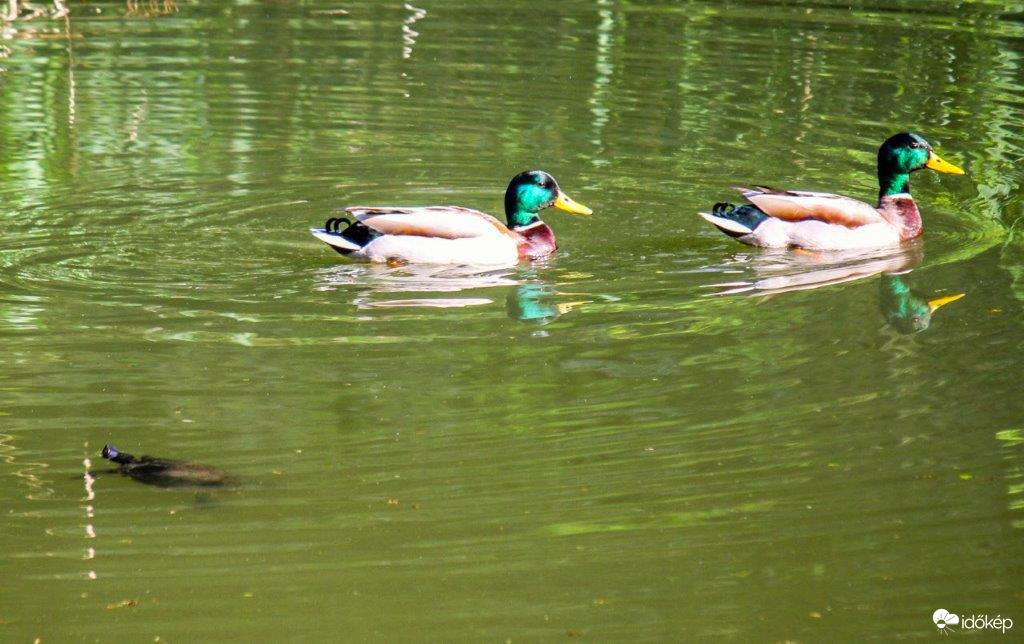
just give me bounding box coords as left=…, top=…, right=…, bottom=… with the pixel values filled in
left=347, top=206, right=514, bottom=240
left=734, top=186, right=885, bottom=227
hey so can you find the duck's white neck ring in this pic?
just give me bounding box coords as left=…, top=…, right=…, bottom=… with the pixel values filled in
left=513, top=220, right=546, bottom=232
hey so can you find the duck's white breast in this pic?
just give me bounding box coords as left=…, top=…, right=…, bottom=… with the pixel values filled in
left=360, top=235, right=519, bottom=266
left=748, top=219, right=901, bottom=250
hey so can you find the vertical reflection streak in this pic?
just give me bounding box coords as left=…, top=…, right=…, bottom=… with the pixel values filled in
left=589, top=0, right=614, bottom=163
left=83, top=449, right=96, bottom=580
left=403, top=3, right=427, bottom=60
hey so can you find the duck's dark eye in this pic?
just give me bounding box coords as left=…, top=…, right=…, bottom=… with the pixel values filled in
left=909, top=141, right=920, bottom=148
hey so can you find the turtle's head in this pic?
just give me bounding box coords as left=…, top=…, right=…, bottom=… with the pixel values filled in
left=101, top=444, right=136, bottom=464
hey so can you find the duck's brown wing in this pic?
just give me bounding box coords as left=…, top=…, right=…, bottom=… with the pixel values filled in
left=346, top=206, right=516, bottom=240
left=735, top=186, right=885, bottom=228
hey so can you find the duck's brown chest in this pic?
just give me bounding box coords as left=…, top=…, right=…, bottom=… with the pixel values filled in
left=515, top=223, right=558, bottom=259
left=879, top=195, right=923, bottom=241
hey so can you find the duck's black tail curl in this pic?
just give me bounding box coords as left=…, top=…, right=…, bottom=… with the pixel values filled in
left=324, top=217, right=352, bottom=234
left=321, top=217, right=377, bottom=254
left=704, top=202, right=769, bottom=238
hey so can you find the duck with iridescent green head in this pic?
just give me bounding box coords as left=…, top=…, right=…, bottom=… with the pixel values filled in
left=700, top=133, right=965, bottom=250
left=311, top=171, right=592, bottom=266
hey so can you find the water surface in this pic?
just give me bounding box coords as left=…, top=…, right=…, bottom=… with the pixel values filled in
left=1, top=1, right=1023, bottom=642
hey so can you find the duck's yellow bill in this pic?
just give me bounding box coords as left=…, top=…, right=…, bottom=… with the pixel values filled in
left=554, top=191, right=593, bottom=216
left=926, top=152, right=965, bottom=175
left=927, top=293, right=965, bottom=313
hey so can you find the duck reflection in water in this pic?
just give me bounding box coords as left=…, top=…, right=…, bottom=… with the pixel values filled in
left=316, top=262, right=516, bottom=309
left=704, top=242, right=963, bottom=333
left=507, top=282, right=576, bottom=324
left=506, top=269, right=595, bottom=324
left=880, top=274, right=963, bottom=334
left=316, top=263, right=598, bottom=320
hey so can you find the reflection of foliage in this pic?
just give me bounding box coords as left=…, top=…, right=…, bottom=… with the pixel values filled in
left=125, top=0, right=177, bottom=18
left=999, top=221, right=1024, bottom=303
left=2, top=0, right=177, bottom=21
left=2, top=0, right=66, bottom=21
left=0, top=0, right=1021, bottom=227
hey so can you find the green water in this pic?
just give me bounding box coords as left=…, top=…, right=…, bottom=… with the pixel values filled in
left=1, top=1, right=1023, bottom=642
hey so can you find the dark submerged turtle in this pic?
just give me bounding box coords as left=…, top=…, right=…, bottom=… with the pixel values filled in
left=101, top=444, right=229, bottom=488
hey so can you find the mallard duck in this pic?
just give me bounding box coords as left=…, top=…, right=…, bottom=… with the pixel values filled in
left=310, top=171, right=592, bottom=266
left=101, top=444, right=228, bottom=487
left=699, top=133, right=965, bottom=250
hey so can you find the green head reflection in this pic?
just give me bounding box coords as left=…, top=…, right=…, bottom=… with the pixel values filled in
left=880, top=274, right=964, bottom=334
